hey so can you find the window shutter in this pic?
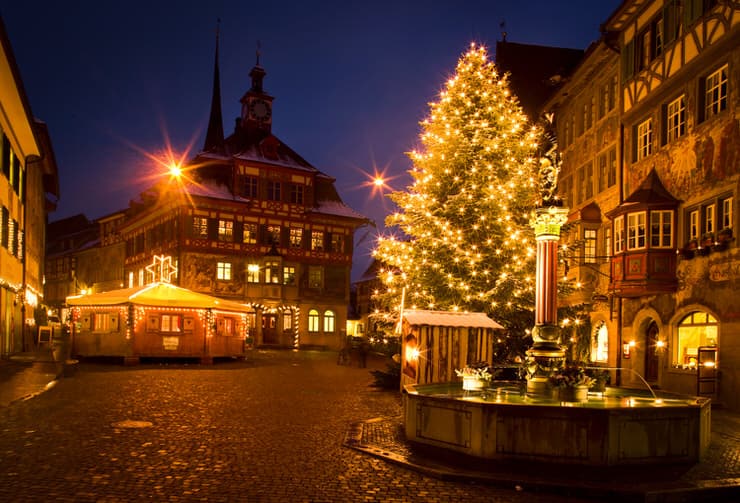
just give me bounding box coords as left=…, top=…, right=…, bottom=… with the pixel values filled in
left=207, top=218, right=218, bottom=240
left=1, top=207, right=8, bottom=249
left=234, top=221, right=244, bottom=243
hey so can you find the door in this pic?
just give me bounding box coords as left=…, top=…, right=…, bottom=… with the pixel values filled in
left=262, top=314, right=278, bottom=344
left=645, top=321, right=659, bottom=382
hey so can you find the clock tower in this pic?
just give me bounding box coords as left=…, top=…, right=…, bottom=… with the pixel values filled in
left=240, top=51, right=274, bottom=133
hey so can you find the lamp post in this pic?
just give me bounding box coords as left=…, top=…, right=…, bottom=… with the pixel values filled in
left=526, top=205, right=569, bottom=397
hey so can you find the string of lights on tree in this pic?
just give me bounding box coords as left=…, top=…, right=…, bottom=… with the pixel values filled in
left=373, top=43, right=585, bottom=359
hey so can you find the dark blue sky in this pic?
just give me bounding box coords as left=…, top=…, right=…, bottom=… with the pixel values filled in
left=2, top=0, right=621, bottom=278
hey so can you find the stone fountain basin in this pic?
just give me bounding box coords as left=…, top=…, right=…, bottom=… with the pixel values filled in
left=404, top=382, right=711, bottom=466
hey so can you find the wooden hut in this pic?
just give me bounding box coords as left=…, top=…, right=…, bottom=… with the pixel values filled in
left=66, top=282, right=254, bottom=364
left=400, top=310, right=503, bottom=387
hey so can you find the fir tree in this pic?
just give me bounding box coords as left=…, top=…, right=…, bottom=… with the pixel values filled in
left=374, top=43, right=546, bottom=360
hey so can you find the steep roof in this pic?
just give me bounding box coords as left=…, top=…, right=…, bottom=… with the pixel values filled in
left=495, top=40, right=584, bottom=120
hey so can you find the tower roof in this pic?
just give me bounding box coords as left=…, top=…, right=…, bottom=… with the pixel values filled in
left=203, top=20, right=224, bottom=154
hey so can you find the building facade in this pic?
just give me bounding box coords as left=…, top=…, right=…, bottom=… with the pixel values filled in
left=0, top=16, right=59, bottom=355
left=546, top=0, right=739, bottom=409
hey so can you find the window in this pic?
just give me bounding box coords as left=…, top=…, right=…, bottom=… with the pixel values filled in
left=218, top=219, right=233, bottom=242
left=247, top=263, right=260, bottom=283
left=323, top=310, right=335, bottom=333
left=585, top=162, right=593, bottom=200
left=650, top=210, right=673, bottom=248
left=93, top=313, right=111, bottom=332
left=597, top=153, right=607, bottom=193
left=627, top=212, right=647, bottom=250
left=267, top=225, right=281, bottom=245
left=243, top=223, right=258, bottom=244
left=311, top=231, right=324, bottom=251
left=591, top=323, right=609, bottom=363
left=636, top=119, right=653, bottom=161
left=161, top=314, right=182, bottom=333
left=193, top=217, right=208, bottom=238
left=704, top=204, right=716, bottom=235
left=138, top=269, right=144, bottom=286
left=702, top=65, right=728, bottom=122
left=308, top=266, right=323, bottom=289
left=128, top=271, right=134, bottom=288
left=264, top=261, right=280, bottom=284
left=607, top=148, right=617, bottom=188
left=283, top=266, right=296, bottom=285
left=576, top=166, right=584, bottom=204
left=674, top=311, right=717, bottom=370
left=689, top=210, right=700, bottom=240
left=721, top=197, right=733, bottom=230
left=308, top=309, right=320, bottom=332
left=604, top=226, right=612, bottom=259
left=665, top=95, right=686, bottom=143
left=220, top=317, right=235, bottom=336
left=283, top=312, right=293, bottom=330
left=651, top=15, right=663, bottom=59
left=267, top=180, right=281, bottom=201
left=217, top=262, right=232, bottom=280
left=330, top=234, right=344, bottom=253
left=614, top=216, right=625, bottom=253
left=289, top=227, right=302, bottom=248
left=584, top=229, right=597, bottom=263
left=242, top=176, right=258, bottom=198
left=290, top=184, right=304, bottom=204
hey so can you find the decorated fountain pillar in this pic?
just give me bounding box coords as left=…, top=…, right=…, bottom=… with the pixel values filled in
left=526, top=205, right=569, bottom=397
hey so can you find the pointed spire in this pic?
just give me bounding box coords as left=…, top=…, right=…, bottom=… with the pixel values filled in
left=250, top=40, right=266, bottom=93
left=204, top=19, right=225, bottom=153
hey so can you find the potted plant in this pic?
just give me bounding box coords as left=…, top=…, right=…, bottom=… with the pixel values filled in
left=456, top=362, right=492, bottom=391
left=699, top=233, right=714, bottom=255
left=715, top=228, right=733, bottom=251
left=549, top=365, right=595, bottom=402
left=680, top=239, right=698, bottom=259
left=586, top=368, right=610, bottom=393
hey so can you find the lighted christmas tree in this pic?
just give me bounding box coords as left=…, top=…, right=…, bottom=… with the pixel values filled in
left=374, top=43, right=548, bottom=360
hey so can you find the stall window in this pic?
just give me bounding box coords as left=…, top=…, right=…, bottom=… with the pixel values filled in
left=161, top=314, right=182, bottom=333
left=93, top=313, right=111, bottom=332
left=674, top=311, right=718, bottom=370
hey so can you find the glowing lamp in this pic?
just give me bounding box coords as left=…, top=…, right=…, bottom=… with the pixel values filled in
left=168, top=164, right=182, bottom=177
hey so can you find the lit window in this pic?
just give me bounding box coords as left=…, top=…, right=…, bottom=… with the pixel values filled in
left=591, top=323, right=608, bottom=363
left=689, top=210, right=700, bottom=240
left=283, top=312, right=293, bottom=330
left=138, top=269, right=144, bottom=286
left=128, top=271, right=134, bottom=288
left=264, top=261, right=280, bottom=284
left=283, top=266, right=296, bottom=285
left=584, top=229, right=597, bottom=263
left=323, top=310, right=335, bottom=333
left=705, top=204, right=715, bottom=235
left=674, top=311, right=717, bottom=370
left=614, top=216, right=625, bottom=253
left=289, top=227, right=302, bottom=248
left=247, top=263, right=260, bottom=283
left=161, top=314, right=182, bottom=333
left=603, top=226, right=612, bottom=259
left=311, top=231, right=324, bottom=251
left=193, top=217, right=208, bottom=238
left=627, top=212, right=646, bottom=250
left=703, top=65, right=728, bottom=121
left=243, top=223, right=258, bottom=244
left=636, top=119, right=652, bottom=161
left=308, top=309, right=320, bottom=332
left=721, top=197, right=733, bottom=230
left=666, top=95, right=685, bottom=143
left=218, top=220, right=233, bottom=242
left=650, top=210, right=673, bottom=248
left=217, top=262, right=232, bottom=280
left=221, top=317, right=234, bottom=336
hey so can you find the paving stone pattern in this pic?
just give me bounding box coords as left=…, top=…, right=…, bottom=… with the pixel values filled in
left=0, top=350, right=579, bottom=502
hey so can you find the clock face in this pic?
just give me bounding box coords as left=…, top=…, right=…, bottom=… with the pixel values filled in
left=250, top=99, right=271, bottom=121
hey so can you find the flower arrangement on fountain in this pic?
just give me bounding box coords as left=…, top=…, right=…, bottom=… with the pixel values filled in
left=456, top=362, right=493, bottom=390
left=548, top=365, right=595, bottom=389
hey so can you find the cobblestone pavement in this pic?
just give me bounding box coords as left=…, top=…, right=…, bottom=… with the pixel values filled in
left=0, top=350, right=581, bottom=502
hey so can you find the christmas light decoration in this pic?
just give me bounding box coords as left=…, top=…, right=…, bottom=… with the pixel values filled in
left=373, top=43, right=548, bottom=360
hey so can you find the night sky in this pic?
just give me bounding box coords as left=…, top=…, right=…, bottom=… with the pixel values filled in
left=2, top=0, right=621, bottom=279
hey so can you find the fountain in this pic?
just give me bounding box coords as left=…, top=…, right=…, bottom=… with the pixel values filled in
left=403, top=206, right=711, bottom=466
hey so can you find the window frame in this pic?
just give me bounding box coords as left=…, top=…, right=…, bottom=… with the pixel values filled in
left=216, top=261, right=232, bottom=281
left=218, top=219, right=233, bottom=242
left=614, top=215, right=625, bottom=254
left=323, top=310, right=335, bottom=333
left=702, top=64, right=728, bottom=122
left=636, top=118, right=653, bottom=161
left=650, top=210, right=673, bottom=248
left=308, top=309, right=320, bottom=332
left=193, top=217, right=208, bottom=238
left=583, top=228, right=597, bottom=264
left=247, top=263, right=260, bottom=283
left=289, top=227, right=303, bottom=248
left=665, top=95, right=686, bottom=143
left=243, top=223, right=258, bottom=245
left=627, top=211, right=647, bottom=250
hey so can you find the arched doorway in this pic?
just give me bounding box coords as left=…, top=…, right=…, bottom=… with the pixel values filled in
left=645, top=321, right=660, bottom=383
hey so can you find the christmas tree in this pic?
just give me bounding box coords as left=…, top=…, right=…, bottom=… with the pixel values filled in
left=374, top=43, right=548, bottom=360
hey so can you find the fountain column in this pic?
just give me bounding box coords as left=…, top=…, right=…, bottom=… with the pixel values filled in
left=526, top=205, right=569, bottom=397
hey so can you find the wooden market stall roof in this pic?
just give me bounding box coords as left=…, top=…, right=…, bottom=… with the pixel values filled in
left=66, top=282, right=251, bottom=312
left=402, top=310, right=503, bottom=329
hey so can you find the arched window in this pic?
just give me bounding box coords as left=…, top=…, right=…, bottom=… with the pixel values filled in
left=591, top=322, right=608, bottom=363
left=308, top=309, right=320, bottom=332
left=323, top=310, right=335, bottom=333
left=675, top=311, right=718, bottom=369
